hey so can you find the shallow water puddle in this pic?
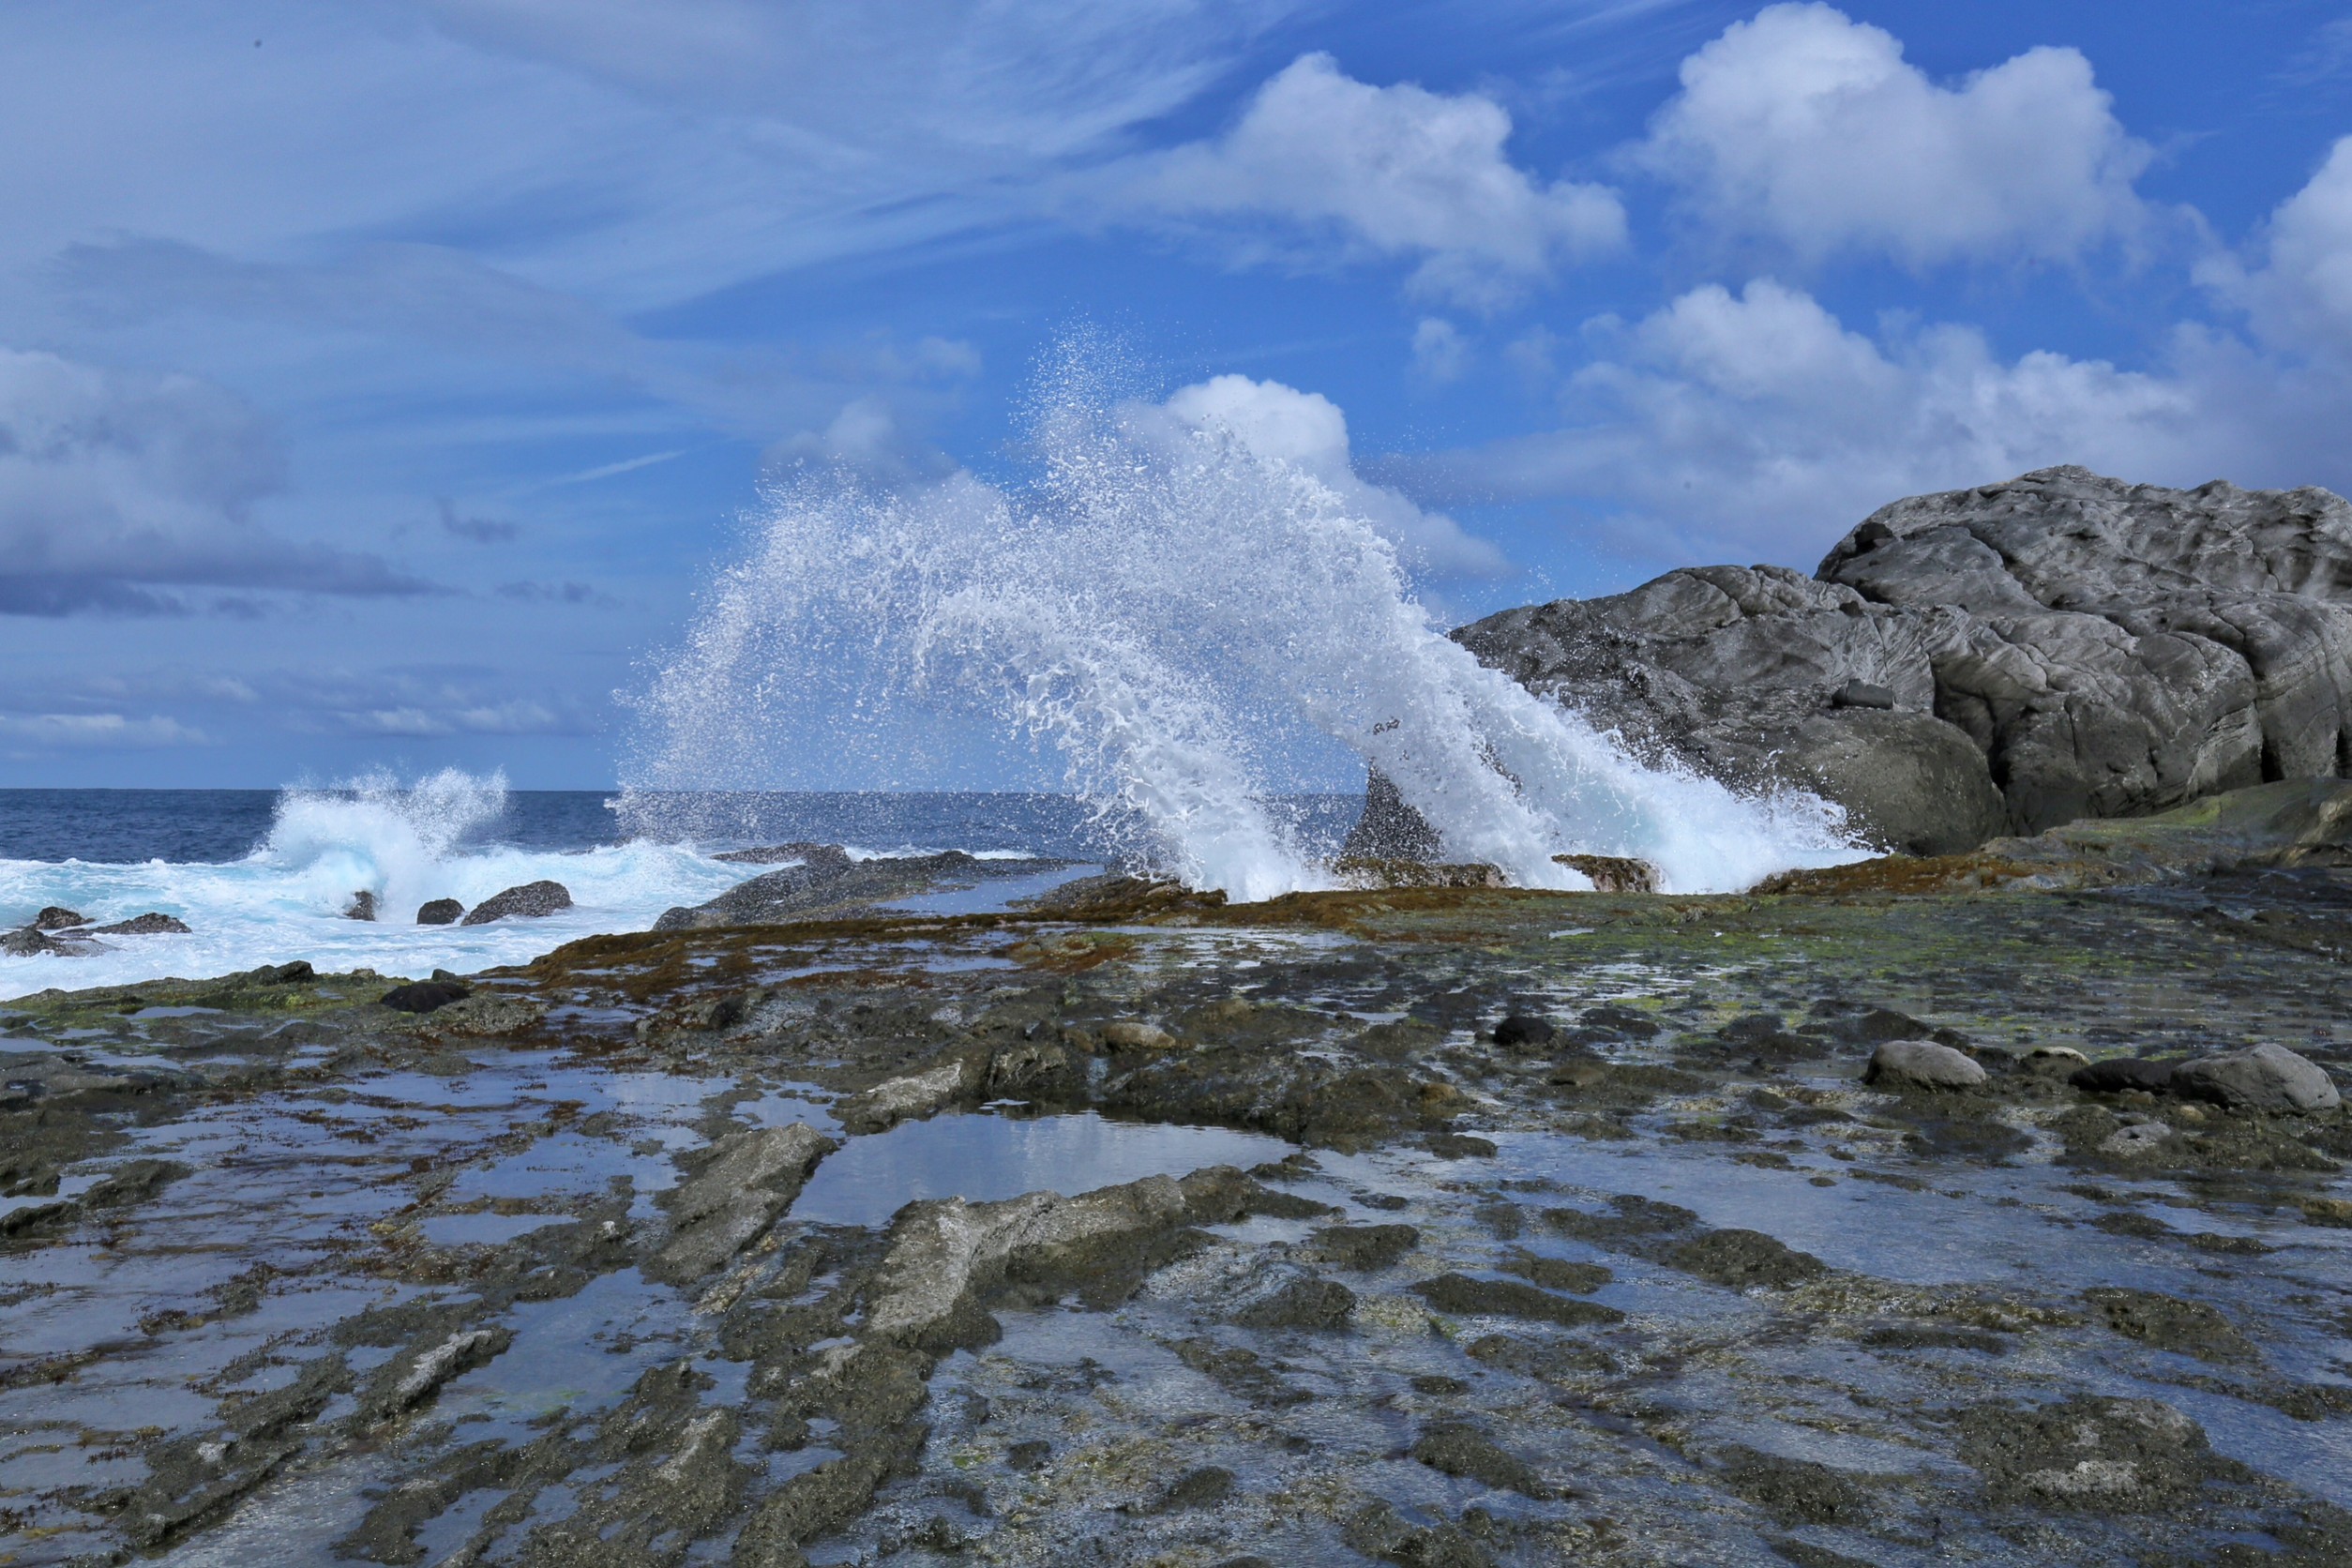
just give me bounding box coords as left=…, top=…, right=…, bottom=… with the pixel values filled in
left=789, top=1110, right=1294, bottom=1228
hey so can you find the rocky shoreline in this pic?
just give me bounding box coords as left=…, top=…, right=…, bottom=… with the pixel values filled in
left=4, top=789, right=2349, bottom=1566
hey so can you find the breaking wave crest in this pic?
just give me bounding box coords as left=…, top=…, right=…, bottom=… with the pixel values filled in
left=625, top=346, right=1861, bottom=896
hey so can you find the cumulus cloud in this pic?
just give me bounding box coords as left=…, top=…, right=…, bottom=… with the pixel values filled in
left=1435, top=279, right=2276, bottom=565
left=2204, top=136, right=2352, bottom=360
left=0, top=346, right=432, bottom=615
left=1155, top=373, right=1509, bottom=578
left=1636, top=3, right=2151, bottom=268
left=1123, top=53, right=1626, bottom=307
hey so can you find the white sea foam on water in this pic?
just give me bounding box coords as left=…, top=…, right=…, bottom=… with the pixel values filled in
left=0, top=770, right=754, bottom=999
left=627, top=342, right=1864, bottom=897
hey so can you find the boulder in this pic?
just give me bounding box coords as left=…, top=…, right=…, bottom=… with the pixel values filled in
left=2169, top=1043, right=2342, bottom=1114
left=1863, top=1040, right=1987, bottom=1091
left=90, top=912, right=190, bottom=935
left=415, top=897, right=464, bottom=925
left=32, top=907, right=87, bottom=930
left=381, top=980, right=469, bottom=1014
left=1358, top=469, right=2352, bottom=864
left=344, top=890, right=379, bottom=922
left=460, top=881, right=572, bottom=925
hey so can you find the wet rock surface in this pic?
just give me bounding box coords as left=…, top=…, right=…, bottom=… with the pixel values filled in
left=2, top=866, right=2349, bottom=1564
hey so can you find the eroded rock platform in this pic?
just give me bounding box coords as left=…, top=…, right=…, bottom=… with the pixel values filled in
left=4, top=861, right=2350, bottom=1566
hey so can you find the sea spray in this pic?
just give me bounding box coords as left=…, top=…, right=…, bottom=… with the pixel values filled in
left=263, top=767, right=509, bottom=916
left=625, top=346, right=1862, bottom=895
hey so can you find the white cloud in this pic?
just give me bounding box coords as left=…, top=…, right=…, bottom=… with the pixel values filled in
left=1123, top=53, right=1626, bottom=307
left=1439, top=279, right=2283, bottom=565
left=0, top=345, right=431, bottom=614
left=1411, top=319, right=1472, bottom=384
left=1155, top=373, right=1509, bottom=577
left=1637, top=3, right=2150, bottom=267
left=0, top=712, right=210, bottom=747
left=2204, top=136, right=2352, bottom=361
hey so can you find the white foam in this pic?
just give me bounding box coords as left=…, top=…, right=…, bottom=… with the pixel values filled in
left=626, top=344, right=1865, bottom=897
left=0, top=770, right=755, bottom=1000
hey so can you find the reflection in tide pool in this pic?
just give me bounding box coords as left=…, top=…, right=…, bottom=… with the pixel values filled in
left=789, top=1110, right=1293, bottom=1229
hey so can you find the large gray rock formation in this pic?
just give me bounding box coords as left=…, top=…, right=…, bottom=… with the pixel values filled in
left=1374, top=468, right=2352, bottom=857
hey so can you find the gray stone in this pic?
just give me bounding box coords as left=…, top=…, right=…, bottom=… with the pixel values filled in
left=1863, top=1040, right=1987, bottom=1092
left=653, top=1123, right=837, bottom=1281
left=1360, top=469, right=2352, bottom=865
left=415, top=897, right=464, bottom=925
left=460, top=880, right=572, bottom=925
left=32, top=907, right=87, bottom=930
left=2169, top=1043, right=2342, bottom=1114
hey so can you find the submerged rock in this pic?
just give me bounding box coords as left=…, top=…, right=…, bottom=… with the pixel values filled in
left=343, top=890, right=378, bottom=922
left=460, top=880, right=572, bottom=925
left=415, top=897, right=464, bottom=925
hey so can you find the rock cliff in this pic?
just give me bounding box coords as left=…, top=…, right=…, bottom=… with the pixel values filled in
left=1362, top=467, right=2352, bottom=857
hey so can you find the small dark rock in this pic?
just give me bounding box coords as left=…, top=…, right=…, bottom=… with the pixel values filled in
left=1146, top=1465, right=1234, bottom=1513
left=1004, top=1440, right=1051, bottom=1472
left=1500, top=1253, right=1612, bottom=1294
left=1716, top=1444, right=1867, bottom=1524
left=2083, top=1287, right=2257, bottom=1363
left=91, top=912, right=191, bottom=936
left=1306, top=1223, right=1421, bottom=1271
left=1426, top=1131, right=1498, bottom=1159
left=253, top=960, right=314, bottom=984
left=415, top=897, right=465, bottom=926
left=1412, top=1272, right=1624, bottom=1326
left=381, top=980, right=470, bottom=1015
left=1411, top=1422, right=1549, bottom=1497
left=2070, top=1058, right=2178, bottom=1094
left=1235, top=1275, right=1357, bottom=1330
left=1831, top=679, right=1896, bottom=710
left=460, top=881, right=572, bottom=925
left=344, top=890, right=379, bottom=922
left=1492, top=1015, right=1557, bottom=1050
left=1666, top=1229, right=1828, bottom=1289
left=32, top=906, right=87, bottom=930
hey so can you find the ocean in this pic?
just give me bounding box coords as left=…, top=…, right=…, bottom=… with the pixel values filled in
left=0, top=782, right=1364, bottom=999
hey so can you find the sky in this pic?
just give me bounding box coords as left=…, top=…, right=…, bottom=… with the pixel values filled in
left=5, top=0, right=2352, bottom=787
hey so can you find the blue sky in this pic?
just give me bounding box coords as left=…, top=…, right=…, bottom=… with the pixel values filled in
left=5, top=0, right=2352, bottom=787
